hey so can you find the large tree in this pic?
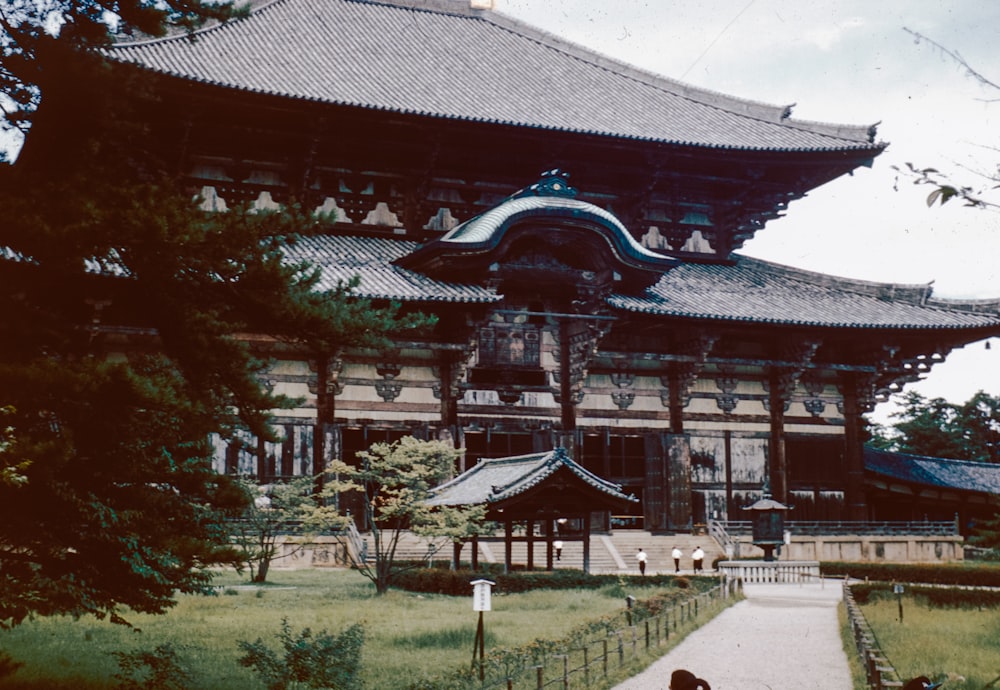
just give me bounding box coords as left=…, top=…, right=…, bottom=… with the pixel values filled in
left=872, top=390, right=1000, bottom=463
left=0, top=4, right=430, bottom=628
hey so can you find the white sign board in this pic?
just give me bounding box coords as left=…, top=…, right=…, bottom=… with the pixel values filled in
left=471, top=579, right=495, bottom=612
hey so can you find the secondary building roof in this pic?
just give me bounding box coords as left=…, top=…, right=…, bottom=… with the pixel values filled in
left=865, top=447, right=1000, bottom=496
left=106, top=0, right=882, bottom=153
left=426, top=447, right=637, bottom=514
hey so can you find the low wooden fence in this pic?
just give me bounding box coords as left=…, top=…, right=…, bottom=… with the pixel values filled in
left=474, top=579, right=741, bottom=690
left=843, top=582, right=903, bottom=689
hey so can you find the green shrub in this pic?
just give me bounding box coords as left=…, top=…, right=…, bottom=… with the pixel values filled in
left=237, top=618, right=364, bottom=690
left=391, top=567, right=713, bottom=596
left=111, top=643, right=191, bottom=690
left=850, top=582, right=1000, bottom=609
left=822, top=561, right=1000, bottom=587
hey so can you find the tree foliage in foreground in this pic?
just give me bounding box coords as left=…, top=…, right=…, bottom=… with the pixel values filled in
left=312, top=437, right=489, bottom=595
left=0, top=33, right=430, bottom=626
left=1, top=0, right=242, bottom=150
left=870, top=390, right=1000, bottom=463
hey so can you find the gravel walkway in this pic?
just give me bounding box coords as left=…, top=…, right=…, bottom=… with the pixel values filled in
left=612, top=580, right=853, bottom=690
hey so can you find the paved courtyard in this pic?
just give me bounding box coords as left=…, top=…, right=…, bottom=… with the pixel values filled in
left=613, top=580, right=853, bottom=690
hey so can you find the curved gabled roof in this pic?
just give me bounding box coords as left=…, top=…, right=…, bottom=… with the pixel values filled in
left=397, top=181, right=680, bottom=286
left=105, top=0, right=883, bottom=153
left=426, top=447, right=637, bottom=508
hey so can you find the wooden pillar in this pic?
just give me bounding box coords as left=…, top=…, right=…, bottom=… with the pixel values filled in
left=842, top=372, right=867, bottom=521
left=557, top=320, right=581, bottom=460
left=724, top=430, right=734, bottom=520
left=643, top=433, right=667, bottom=531
left=471, top=534, right=480, bottom=571
left=667, top=434, right=692, bottom=531
left=313, top=355, right=338, bottom=496
left=666, top=363, right=692, bottom=531
left=768, top=369, right=788, bottom=504
left=545, top=519, right=554, bottom=571
left=526, top=519, right=535, bottom=571
left=504, top=519, right=513, bottom=574
left=439, top=352, right=459, bottom=447
left=582, top=512, right=591, bottom=574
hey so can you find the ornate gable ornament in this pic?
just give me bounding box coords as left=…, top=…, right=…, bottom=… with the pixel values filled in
left=395, top=170, right=679, bottom=293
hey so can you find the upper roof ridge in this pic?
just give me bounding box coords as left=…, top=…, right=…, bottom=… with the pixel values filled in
left=482, top=8, right=879, bottom=145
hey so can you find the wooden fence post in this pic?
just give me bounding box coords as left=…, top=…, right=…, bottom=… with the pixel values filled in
left=583, top=645, right=590, bottom=687
left=536, top=664, right=544, bottom=690
left=602, top=638, right=608, bottom=677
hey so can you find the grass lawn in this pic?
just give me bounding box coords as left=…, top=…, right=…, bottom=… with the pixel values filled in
left=860, top=596, right=1000, bottom=690
left=0, top=568, right=716, bottom=689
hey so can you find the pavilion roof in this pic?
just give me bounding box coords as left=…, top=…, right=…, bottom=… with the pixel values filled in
left=284, top=233, right=1000, bottom=331
left=425, top=447, right=637, bottom=508
left=105, top=0, right=882, bottom=153
left=865, top=447, right=1000, bottom=496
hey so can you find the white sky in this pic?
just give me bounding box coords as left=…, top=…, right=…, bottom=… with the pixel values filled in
left=495, top=0, right=1000, bottom=423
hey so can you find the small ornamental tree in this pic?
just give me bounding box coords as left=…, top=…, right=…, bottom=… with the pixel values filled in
left=232, top=476, right=316, bottom=583
left=311, top=436, right=487, bottom=594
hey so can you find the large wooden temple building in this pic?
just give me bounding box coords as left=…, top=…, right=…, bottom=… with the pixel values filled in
left=69, top=0, right=1000, bottom=530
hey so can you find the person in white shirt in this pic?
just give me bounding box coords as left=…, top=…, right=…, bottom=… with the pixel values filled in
left=692, top=546, right=705, bottom=573
left=671, top=545, right=682, bottom=573
left=554, top=539, right=563, bottom=561
left=636, top=548, right=648, bottom=575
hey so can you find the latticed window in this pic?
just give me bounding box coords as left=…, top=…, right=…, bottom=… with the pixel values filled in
left=478, top=324, right=540, bottom=367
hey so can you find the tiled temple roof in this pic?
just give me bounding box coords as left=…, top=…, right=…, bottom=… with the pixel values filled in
left=281, top=234, right=498, bottom=303
left=106, top=0, right=882, bottom=152
left=608, top=255, right=1000, bottom=330
left=284, top=233, right=1000, bottom=328
left=865, top=447, right=1000, bottom=496
left=426, top=447, right=636, bottom=507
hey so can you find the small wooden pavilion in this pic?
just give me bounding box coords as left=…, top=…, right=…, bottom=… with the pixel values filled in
left=427, top=447, right=638, bottom=573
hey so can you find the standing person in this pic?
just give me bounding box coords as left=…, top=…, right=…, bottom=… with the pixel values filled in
left=554, top=539, right=563, bottom=561
left=670, top=669, right=711, bottom=690
left=692, top=545, right=705, bottom=573
left=671, top=545, right=682, bottom=573
left=636, top=548, right=647, bottom=575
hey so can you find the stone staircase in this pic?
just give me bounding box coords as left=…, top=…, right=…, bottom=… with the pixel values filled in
left=363, top=530, right=725, bottom=574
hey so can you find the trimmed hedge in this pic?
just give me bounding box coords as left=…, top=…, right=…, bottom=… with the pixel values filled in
left=821, top=561, right=1000, bottom=588
left=850, top=582, right=1000, bottom=609
left=391, top=567, right=714, bottom=596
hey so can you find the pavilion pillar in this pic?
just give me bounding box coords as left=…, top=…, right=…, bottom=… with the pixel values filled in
left=545, top=519, right=554, bottom=571
left=582, top=512, right=591, bottom=574
left=471, top=534, right=480, bottom=571
left=312, top=354, right=340, bottom=499
left=842, top=371, right=868, bottom=521
left=768, top=369, right=788, bottom=505
left=526, top=519, right=535, bottom=570
left=504, top=519, right=513, bottom=574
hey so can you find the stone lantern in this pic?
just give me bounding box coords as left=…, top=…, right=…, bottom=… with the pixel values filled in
left=744, top=493, right=790, bottom=562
